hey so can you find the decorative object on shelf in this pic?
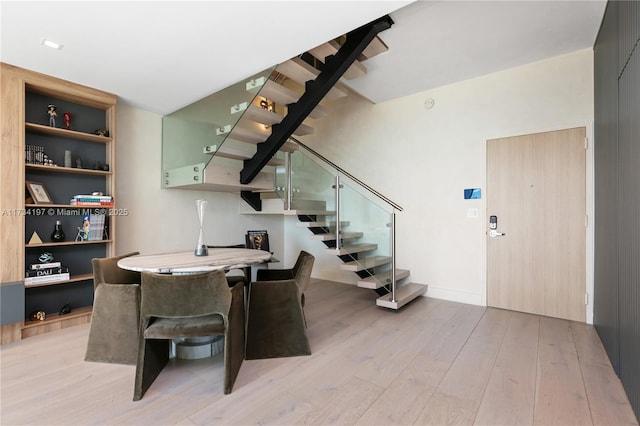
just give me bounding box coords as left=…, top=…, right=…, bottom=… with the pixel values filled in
left=94, top=128, right=109, bottom=137
left=75, top=157, right=82, bottom=168
left=246, top=230, right=270, bottom=252
left=63, top=112, right=71, bottom=130
left=47, top=104, right=57, bottom=127
left=26, top=181, right=53, bottom=204
left=26, top=145, right=45, bottom=164
left=103, top=163, right=110, bottom=171
left=93, top=160, right=102, bottom=170
left=50, top=220, right=66, bottom=242
left=30, top=311, right=46, bottom=321
left=64, top=150, right=72, bottom=168
left=194, top=199, right=209, bottom=256
left=38, top=252, right=54, bottom=263
left=28, top=231, right=43, bottom=244
left=59, top=304, right=71, bottom=315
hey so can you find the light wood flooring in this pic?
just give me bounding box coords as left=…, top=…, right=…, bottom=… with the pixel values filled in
left=1, top=279, right=637, bottom=425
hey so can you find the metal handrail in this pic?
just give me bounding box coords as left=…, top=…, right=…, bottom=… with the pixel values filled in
left=288, top=136, right=403, bottom=212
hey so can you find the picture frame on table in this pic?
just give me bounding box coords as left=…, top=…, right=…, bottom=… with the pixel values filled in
left=26, top=181, right=53, bottom=204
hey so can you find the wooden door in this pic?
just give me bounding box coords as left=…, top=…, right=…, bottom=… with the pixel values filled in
left=487, top=127, right=586, bottom=322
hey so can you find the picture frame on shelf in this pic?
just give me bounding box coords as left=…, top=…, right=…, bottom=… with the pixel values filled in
left=26, top=181, right=53, bottom=204
left=246, top=230, right=270, bottom=252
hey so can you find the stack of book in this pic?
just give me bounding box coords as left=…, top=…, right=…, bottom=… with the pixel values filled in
left=70, top=194, right=114, bottom=207
left=25, top=261, right=69, bottom=286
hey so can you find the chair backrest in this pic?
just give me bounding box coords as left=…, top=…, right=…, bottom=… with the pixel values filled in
left=92, top=252, right=141, bottom=290
left=140, top=269, right=231, bottom=320
left=292, top=251, right=315, bottom=294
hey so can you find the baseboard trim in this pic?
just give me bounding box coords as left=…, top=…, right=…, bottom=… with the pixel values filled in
left=424, top=286, right=483, bottom=306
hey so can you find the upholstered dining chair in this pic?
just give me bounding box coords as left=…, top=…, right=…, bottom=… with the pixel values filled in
left=85, top=252, right=141, bottom=365
left=207, top=244, right=250, bottom=287
left=245, top=251, right=315, bottom=360
left=133, top=269, right=244, bottom=401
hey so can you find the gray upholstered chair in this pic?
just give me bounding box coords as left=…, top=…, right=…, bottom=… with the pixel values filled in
left=133, top=269, right=244, bottom=400
left=245, top=251, right=315, bottom=360
left=85, top=252, right=141, bottom=365
left=207, top=244, right=250, bottom=287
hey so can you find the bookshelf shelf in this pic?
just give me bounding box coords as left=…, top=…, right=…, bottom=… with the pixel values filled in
left=24, top=273, right=94, bottom=288
left=25, top=163, right=112, bottom=176
left=25, top=239, right=112, bottom=248
left=25, top=122, right=111, bottom=143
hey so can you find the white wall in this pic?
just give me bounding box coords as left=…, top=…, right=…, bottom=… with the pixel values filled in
left=115, top=104, right=284, bottom=261
left=292, top=49, right=595, bottom=317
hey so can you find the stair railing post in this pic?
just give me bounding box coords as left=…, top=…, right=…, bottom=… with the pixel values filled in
left=391, top=211, right=397, bottom=303
left=334, top=175, right=341, bottom=251
left=285, top=151, right=292, bottom=211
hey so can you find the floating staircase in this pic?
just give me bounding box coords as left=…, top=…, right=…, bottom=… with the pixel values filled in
left=290, top=195, right=427, bottom=309
left=161, top=14, right=427, bottom=309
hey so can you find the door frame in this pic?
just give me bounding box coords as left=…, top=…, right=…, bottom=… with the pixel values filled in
left=483, top=121, right=594, bottom=323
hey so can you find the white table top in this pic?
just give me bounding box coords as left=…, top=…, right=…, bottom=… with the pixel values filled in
left=117, top=248, right=272, bottom=274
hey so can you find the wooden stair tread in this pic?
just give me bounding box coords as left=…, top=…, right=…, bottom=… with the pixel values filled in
left=308, top=40, right=367, bottom=80
left=361, top=36, right=389, bottom=60
left=357, top=269, right=410, bottom=289
left=276, top=58, right=348, bottom=101
left=202, top=163, right=274, bottom=192
left=204, top=145, right=284, bottom=166
left=376, top=283, right=428, bottom=310
left=259, top=79, right=301, bottom=105
left=340, top=256, right=391, bottom=272
left=256, top=80, right=327, bottom=119
left=240, top=104, right=313, bottom=136
left=226, top=125, right=298, bottom=152
left=310, top=231, right=363, bottom=241
left=328, top=243, right=377, bottom=255
left=288, top=209, right=336, bottom=216
left=297, top=220, right=350, bottom=228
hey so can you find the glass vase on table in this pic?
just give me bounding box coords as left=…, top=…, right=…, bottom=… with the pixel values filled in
left=194, top=199, right=209, bottom=256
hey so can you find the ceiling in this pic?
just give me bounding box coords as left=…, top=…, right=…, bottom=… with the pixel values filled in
left=1, top=1, right=606, bottom=116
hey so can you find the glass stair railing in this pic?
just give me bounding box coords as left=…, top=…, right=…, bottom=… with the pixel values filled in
left=161, top=66, right=280, bottom=190
left=276, top=137, right=428, bottom=309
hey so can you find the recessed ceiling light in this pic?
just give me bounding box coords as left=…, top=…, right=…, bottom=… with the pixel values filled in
left=41, top=38, right=63, bottom=50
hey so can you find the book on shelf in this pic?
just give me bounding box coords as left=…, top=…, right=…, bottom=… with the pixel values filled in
left=70, top=200, right=114, bottom=206
left=70, top=194, right=114, bottom=206
left=30, top=261, right=61, bottom=270
left=25, top=272, right=70, bottom=286
left=26, top=266, right=69, bottom=278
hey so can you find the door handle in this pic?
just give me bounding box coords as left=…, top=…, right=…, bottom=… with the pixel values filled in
left=489, top=230, right=506, bottom=238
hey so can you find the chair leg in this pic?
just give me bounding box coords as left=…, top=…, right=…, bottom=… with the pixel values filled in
left=133, top=338, right=170, bottom=401
left=223, top=283, right=245, bottom=394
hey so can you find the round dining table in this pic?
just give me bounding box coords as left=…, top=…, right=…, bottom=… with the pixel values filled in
left=117, top=247, right=272, bottom=360
left=117, top=247, right=272, bottom=274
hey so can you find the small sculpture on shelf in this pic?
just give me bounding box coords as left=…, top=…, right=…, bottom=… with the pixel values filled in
left=30, top=311, right=46, bottom=321
left=47, top=104, right=57, bottom=127
left=38, top=252, right=54, bottom=263
left=63, top=112, right=71, bottom=130
left=51, top=220, right=65, bottom=242
left=75, top=157, right=83, bottom=169
left=94, top=128, right=109, bottom=137
left=59, top=304, right=71, bottom=315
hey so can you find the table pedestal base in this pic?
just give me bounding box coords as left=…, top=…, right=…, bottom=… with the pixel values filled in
left=174, top=336, right=224, bottom=360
